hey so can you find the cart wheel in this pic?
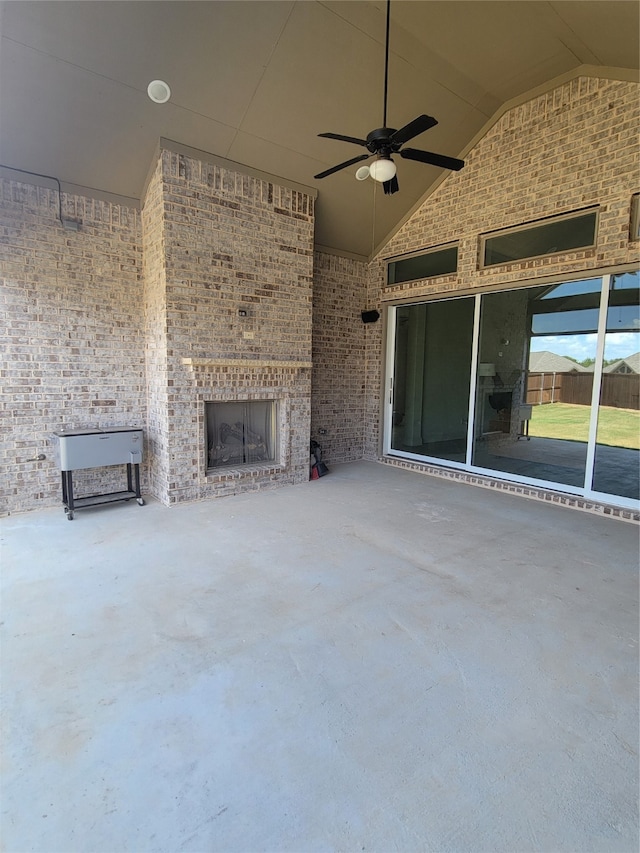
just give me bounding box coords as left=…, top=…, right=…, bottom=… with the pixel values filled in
left=66, top=511, right=74, bottom=521
left=137, top=498, right=145, bottom=506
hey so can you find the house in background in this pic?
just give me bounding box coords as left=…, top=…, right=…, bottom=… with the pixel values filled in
left=529, top=352, right=590, bottom=374
left=1, top=1, right=638, bottom=518
left=605, top=352, right=640, bottom=374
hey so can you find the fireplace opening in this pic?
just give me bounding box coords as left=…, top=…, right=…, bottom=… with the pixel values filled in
left=206, top=400, right=277, bottom=470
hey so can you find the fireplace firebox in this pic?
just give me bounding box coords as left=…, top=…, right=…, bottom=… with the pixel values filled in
left=206, top=400, right=277, bottom=469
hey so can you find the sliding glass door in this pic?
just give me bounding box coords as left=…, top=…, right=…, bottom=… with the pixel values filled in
left=390, top=298, right=474, bottom=464
left=591, top=272, right=640, bottom=500
left=385, top=270, right=639, bottom=508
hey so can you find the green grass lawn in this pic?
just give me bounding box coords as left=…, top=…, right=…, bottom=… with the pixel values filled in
left=528, top=402, right=640, bottom=449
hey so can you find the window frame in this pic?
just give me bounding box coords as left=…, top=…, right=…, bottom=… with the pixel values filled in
left=479, top=207, right=599, bottom=269
left=386, top=241, right=459, bottom=286
left=630, top=193, right=640, bottom=242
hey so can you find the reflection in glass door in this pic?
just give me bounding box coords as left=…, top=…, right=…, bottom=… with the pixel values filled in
left=592, top=272, right=640, bottom=500
left=390, top=299, right=474, bottom=464
left=472, top=280, right=601, bottom=488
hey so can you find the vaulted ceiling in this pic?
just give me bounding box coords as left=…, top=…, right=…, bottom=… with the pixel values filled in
left=0, top=1, right=638, bottom=258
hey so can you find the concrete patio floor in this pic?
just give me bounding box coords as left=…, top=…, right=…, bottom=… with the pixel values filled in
left=2, top=461, right=638, bottom=853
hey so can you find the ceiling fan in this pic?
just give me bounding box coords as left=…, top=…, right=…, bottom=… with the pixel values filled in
left=314, top=0, right=464, bottom=194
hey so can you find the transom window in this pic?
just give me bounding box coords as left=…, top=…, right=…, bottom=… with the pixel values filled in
left=480, top=208, right=598, bottom=268
left=387, top=243, right=458, bottom=285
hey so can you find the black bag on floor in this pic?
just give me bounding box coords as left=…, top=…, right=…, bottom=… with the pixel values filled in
left=310, top=440, right=329, bottom=479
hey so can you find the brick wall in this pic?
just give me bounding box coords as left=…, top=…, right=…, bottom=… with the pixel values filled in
left=141, top=157, right=171, bottom=502
left=1, top=146, right=315, bottom=514
left=365, top=75, right=640, bottom=458
left=311, top=251, right=368, bottom=463
left=142, top=147, right=315, bottom=504
left=0, top=180, right=145, bottom=514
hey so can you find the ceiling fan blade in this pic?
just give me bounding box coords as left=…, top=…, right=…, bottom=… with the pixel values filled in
left=383, top=174, right=399, bottom=195
left=390, top=115, right=438, bottom=146
left=318, top=132, right=368, bottom=147
left=400, top=147, right=465, bottom=171
left=314, top=153, right=370, bottom=180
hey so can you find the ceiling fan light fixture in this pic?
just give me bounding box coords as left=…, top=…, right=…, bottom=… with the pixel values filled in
left=355, top=165, right=371, bottom=181
left=147, top=80, right=171, bottom=104
left=369, top=157, right=396, bottom=183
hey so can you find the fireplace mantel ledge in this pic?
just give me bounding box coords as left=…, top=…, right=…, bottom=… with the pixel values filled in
left=182, top=357, right=312, bottom=369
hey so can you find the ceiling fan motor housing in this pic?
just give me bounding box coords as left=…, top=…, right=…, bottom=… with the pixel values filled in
left=366, top=127, right=400, bottom=155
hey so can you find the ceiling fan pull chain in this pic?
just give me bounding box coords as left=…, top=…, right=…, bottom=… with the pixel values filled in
left=371, top=178, right=377, bottom=256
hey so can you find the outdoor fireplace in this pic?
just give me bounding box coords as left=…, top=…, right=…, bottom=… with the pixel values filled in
left=206, top=400, right=277, bottom=469
left=181, top=357, right=310, bottom=501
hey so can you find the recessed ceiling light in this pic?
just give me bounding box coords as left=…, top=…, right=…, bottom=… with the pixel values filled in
left=147, top=80, right=171, bottom=104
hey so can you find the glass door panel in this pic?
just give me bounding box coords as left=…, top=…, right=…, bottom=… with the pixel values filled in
left=472, top=281, right=600, bottom=487
left=391, top=298, right=474, bottom=463
left=385, top=270, right=639, bottom=508
left=592, top=272, right=640, bottom=499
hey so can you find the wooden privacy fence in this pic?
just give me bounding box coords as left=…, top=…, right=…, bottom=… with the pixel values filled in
left=526, top=372, right=640, bottom=410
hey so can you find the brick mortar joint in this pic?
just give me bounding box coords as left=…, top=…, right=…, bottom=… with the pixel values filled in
left=182, top=358, right=313, bottom=369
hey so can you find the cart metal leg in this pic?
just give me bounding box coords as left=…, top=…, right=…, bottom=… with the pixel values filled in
left=62, top=470, right=75, bottom=519
left=126, top=462, right=145, bottom=505
left=133, top=462, right=144, bottom=504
